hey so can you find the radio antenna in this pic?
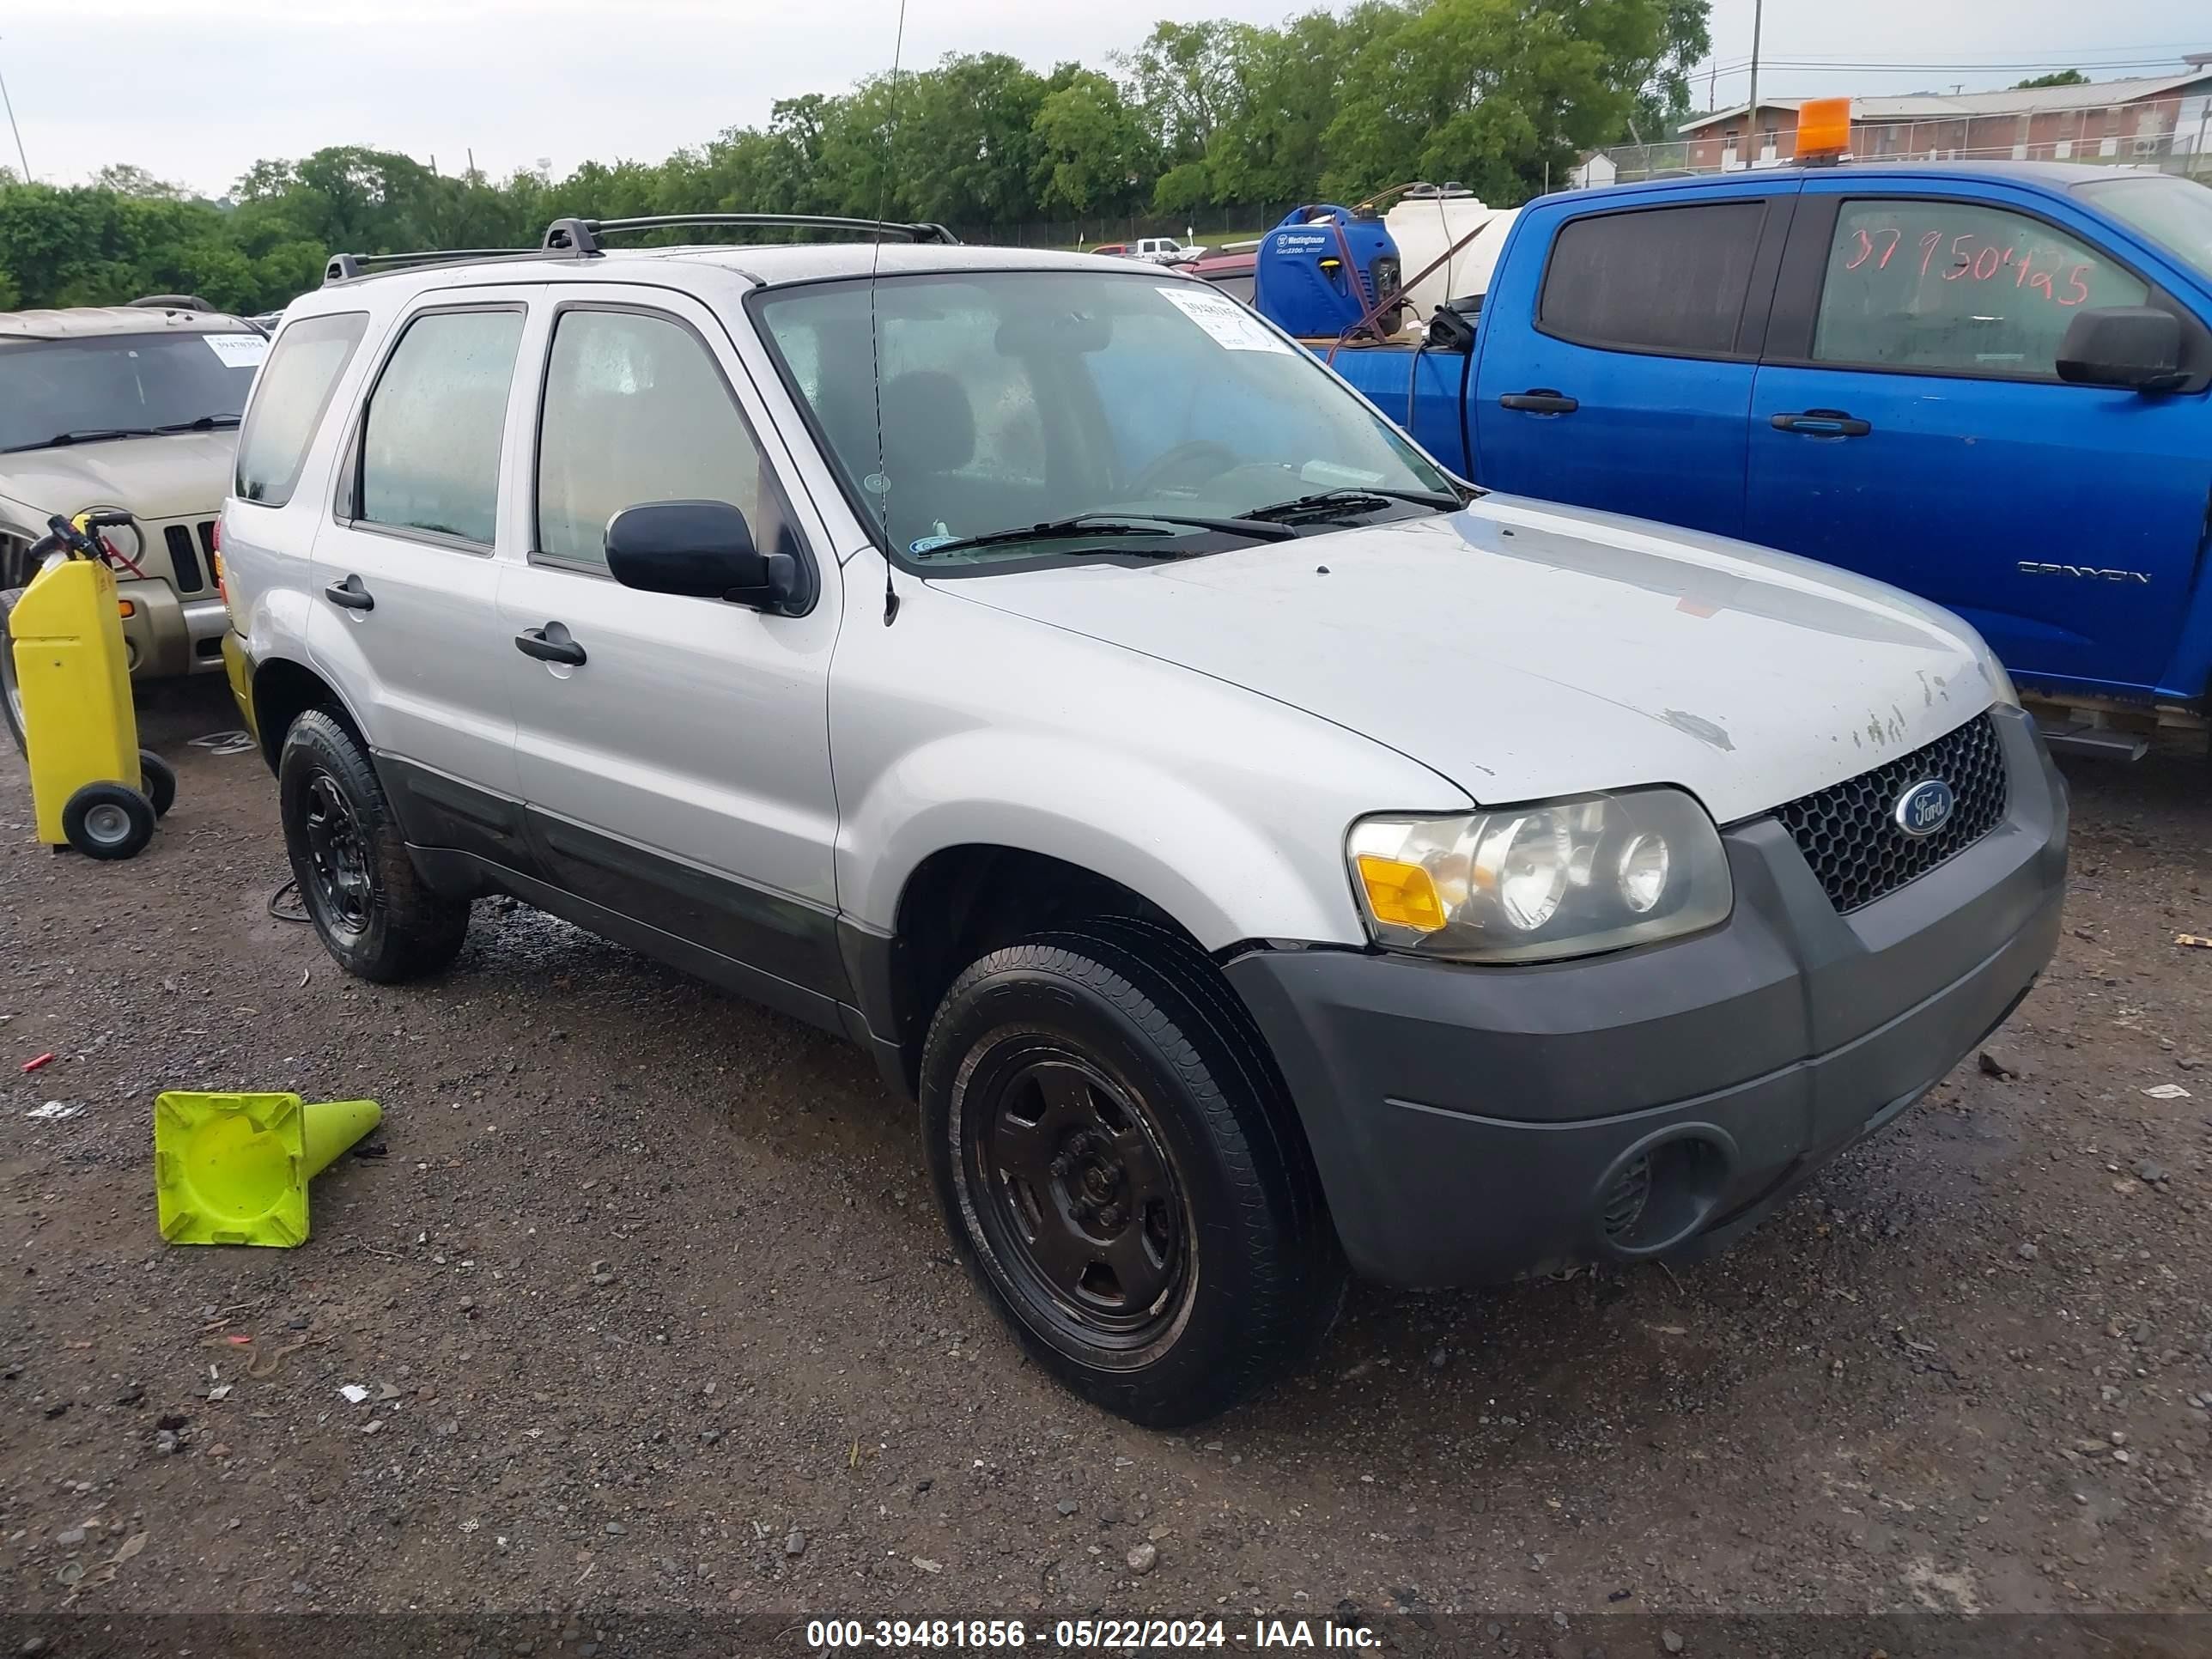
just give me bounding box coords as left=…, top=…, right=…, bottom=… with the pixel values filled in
left=870, top=0, right=912, bottom=625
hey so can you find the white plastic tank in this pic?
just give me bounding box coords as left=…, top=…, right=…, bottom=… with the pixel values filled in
left=1385, top=185, right=1521, bottom=320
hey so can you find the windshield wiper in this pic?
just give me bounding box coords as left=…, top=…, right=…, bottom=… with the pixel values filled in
left=155, top=414, right=241, bottom=433
left=1237, top=485, right=1466, bottom=526
left=912, top=512, right=1297, bottom=560
left=1, top=426, right=159, bottom=453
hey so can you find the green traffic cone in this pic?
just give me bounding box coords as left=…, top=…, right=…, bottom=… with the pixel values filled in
left=154, top=1091, right=382, bottom=1247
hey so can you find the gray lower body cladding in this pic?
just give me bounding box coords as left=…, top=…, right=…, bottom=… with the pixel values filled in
left=1224, top=705, right=2068, bottom=1287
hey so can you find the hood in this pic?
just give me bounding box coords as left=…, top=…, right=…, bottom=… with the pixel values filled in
left=0, top=430, right=237, bottom=530
left=935, top=495, right=2004, bottom=825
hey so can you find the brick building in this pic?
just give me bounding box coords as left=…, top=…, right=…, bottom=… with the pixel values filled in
left=1674, top=65, right=2212, bottom=173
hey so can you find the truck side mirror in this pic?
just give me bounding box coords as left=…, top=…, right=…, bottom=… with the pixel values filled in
left=605, top=500, right=795, bottom=611
left=2056, top=306, right=2185, bottom=392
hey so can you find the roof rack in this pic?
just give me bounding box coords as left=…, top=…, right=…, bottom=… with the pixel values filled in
left=321, top=213, right=963, bottom=289
left=540, top=214, right=961, bottom=253
left=322, top=247, right=538, bottom=286
left=129, top=293, right=214, bottom=312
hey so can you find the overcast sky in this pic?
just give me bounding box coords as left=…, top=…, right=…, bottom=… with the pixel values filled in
left=1, top=0, right=2205, bottom=198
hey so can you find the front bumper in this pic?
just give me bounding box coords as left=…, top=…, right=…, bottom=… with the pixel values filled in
left=1224, top=704, right=2068, bottom=1288
left=118, top=583, right=228, bottom=679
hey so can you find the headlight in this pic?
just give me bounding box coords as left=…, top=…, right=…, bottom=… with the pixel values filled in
left=1982, top=652, right=2020, bottom=709
left=78, top=507, right=140, bottom=565
left=1346, top=787, right=1732, bottom=963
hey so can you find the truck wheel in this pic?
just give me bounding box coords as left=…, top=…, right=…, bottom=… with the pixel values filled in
left=61, top=782, right=156, bottom=860
left=138, top=750, right=176, bottom=818
left=1, top=588, right=27, bottom=759
left=920, top=924, right=1342, bottom=1426
left=277, top=708, right=470, bottom=982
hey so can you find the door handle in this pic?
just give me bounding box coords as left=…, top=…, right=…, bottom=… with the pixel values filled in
left=1498, top=389, right=1578, bottom=414
left=324, top=574, right=374, bottom=611
left=1771, top=409, right=1872, bottom=437
left=514, top=621, right=586, bottom=666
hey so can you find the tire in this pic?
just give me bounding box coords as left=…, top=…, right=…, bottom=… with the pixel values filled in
left=277, top=708, right=469, bottom=982
left=138, top=750, right=176, bottom=818
left=61, top=781, right=155, bottom=860
left=1, top=587, right=27, bottom=760
left=920, top=921, right=1343, bottom=1427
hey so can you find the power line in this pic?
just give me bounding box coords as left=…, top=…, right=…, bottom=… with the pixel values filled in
left=0, top=36, right=30, bottom=185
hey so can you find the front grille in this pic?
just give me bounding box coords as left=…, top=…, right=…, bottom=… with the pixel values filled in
left=1773, top=712, right=2008, bottom=914
left=162, top=523, right=204, bottom=592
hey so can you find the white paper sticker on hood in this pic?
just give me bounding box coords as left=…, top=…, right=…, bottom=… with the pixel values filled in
left=204, top=333, right=269, bottom=370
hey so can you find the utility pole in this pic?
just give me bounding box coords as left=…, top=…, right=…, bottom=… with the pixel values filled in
left=1746, top=0, right=1763, bottom=130
left=0, top=37, right=30, bottom=185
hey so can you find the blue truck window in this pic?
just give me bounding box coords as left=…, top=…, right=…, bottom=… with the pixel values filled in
left=1539, top=203, right=1765, bottom=357
left=1814, top=200, right=2148, bottom=378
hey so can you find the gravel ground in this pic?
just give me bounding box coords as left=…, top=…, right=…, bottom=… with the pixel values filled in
left=3, top=679, right=2210, bottom=1642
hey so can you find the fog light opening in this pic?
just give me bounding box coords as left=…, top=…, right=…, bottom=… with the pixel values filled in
left=1596, top=1133, right=1729, bottom=1256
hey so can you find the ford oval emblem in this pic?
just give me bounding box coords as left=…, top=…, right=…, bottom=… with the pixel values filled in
left=1893, top=778, right=1955, bottom=839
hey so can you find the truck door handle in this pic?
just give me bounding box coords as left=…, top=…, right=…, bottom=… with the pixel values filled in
left=1499, top=389, right=1579, bottom=415
left=1771, top=409, right=1872, bottom=437
left=514, top=622, right=586, bottom=666
left=324, top=574, right=374, bottom=611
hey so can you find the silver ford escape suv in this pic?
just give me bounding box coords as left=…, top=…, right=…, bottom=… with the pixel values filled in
left=217, top=215, right=2067, bottom=1426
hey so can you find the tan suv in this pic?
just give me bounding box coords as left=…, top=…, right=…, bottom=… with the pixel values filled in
left=1, top=298, right=268, bottom=745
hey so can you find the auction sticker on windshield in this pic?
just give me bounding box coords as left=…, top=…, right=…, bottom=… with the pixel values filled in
left=204, top=333, right=270, bottom=369
left=1157, top=285, right=1291, bottom=355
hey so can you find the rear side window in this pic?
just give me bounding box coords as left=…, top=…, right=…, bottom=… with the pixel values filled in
left=1813, top=199, right=2149, bottom=379
left=1540, top=202, right=1766, bottom=356
left=357, top=308, right=524, bottom=545
left=234, top=313, right=368, bottom=507
left=534, top=307, right=782, bottom=572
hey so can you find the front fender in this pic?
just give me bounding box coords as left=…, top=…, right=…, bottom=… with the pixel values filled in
left=840, top=730, right=1353, bottom=950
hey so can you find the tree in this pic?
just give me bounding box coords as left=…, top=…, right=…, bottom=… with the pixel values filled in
left=1152, top=161, right=1213, bottom=215
left=2015, top=70, right=2089, bottom=89
left=1205, top=9, right=1354, bottom=206
left=1034, top=70, right=1152, bottom=216
left=897, top=53, right=1050, bottom=226
left=1119, top=20, right=1253, bottom=167
left=1322, top=0, right=1688, bottom=204
left=90, top=163, right=190, bottom=201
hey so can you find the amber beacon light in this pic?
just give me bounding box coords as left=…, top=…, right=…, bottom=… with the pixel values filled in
left=1796, top=98, right=1853, bottom=164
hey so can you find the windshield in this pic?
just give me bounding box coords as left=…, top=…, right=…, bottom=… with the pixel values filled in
left=2076, top=174, right=2212, bottom=284
left=754, top=270, right=1454, bottom=566
left=0, top=331, right=265, bottom=453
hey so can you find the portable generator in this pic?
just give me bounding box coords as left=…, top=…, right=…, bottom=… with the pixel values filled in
left=1252, top=204, right=1403, bottom=340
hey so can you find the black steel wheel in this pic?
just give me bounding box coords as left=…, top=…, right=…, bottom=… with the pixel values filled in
left=921, top=921, right=1342, bottom=1426
left=964, top=1044, right=1194, bottom=1349
left=277, top=708, right=470, bottom=982
left=300, top=768, right=373, bottom=934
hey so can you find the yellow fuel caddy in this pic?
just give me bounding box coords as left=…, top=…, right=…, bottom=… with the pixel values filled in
left=7, top=512, right=174, bottom=858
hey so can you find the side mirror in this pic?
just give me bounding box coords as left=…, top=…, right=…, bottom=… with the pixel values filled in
left=2056, top=306, right=2185, bottom=392
left=604, top=500, right=796, bottom=610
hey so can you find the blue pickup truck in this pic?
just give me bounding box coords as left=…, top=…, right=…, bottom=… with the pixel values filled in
left=1318, top=163, right=2212, bottom=739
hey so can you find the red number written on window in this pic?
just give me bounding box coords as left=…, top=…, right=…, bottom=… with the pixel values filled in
left=1844, top=224, right=2096, bottom=307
